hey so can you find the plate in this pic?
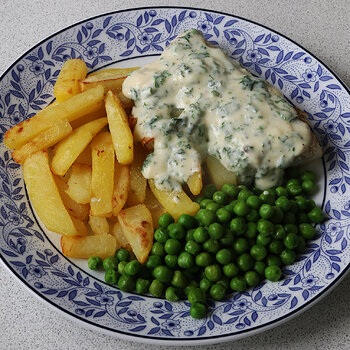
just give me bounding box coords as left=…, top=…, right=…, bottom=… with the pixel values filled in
left=1, top=6, right=350, bottom=346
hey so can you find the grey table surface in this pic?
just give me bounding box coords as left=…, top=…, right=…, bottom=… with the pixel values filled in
left=0, top=0, right=349, bottom=349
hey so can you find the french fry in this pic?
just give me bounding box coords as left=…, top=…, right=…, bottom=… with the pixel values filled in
left=187, top=170, right=203, bottom=195
left=12, top=119, right=72, bottom=164
left=118, top=204, right=153, bottom=263
left=105, top=91, right=134, bottom=164
left=149, top=179, right=200, bottom=220
left=23, top=150, right=87, bottom=236
left=61, top=234, right=116, bottom=259
left=51, top=117, right=108, bottom=176
left=144, top=186, right=165, bottom=229
left=112, top=161, right=130, bottom=216
left=117, top=91, right=134, bottom=115
left=140, top=137, right=154, bottom=151
left=54, top=175, right=89, bottom=221
left=88, top=215, right=109, bottom=235
left=206, top=156, right=237, bottom=189
left=90, top=132, right=115, bottom=217
left=126, top=143, right=147, bottom=206
left=111, top=221, right=131, bottom=251
left=53, top=59, right=87, bottom=103
left=80, top=67, right=139, bottom=93
left=70, top=101, right=106, bottom=129
left=65, top=164, right=92, bottom=204
left=4, top=85, right=105, bottom=150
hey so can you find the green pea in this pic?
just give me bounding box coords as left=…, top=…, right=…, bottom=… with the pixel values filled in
left=266, top=254, right=282, bottom=267
left=259, top=191, right=275, bottom=205
left=153, top=265, right=172, bottom=283
left=88, top=256, right=103, bottom=270
left=196, top=252, right=212, bottom=267
left=265, top=265, right=282, bottom=282
left=210, top=283, right=226, bottom=300
left=275, top=186, right=289, bottom=197
left=165, top=286, right=179, bottom=302
left=270, top=207, right=284, bottom=224
left=224, top=202, right=235, bottom=213
left=149, top=279, right=164, bottom=297
left=230, top=217, right=246, bottom=235
left=208, top=222, right=224, bottom=239
left=259, top=204, right=273, bottom=219
left=193, top=227, right=209, bottom=243
left=246, top=209, right=259, bottom=222
left=184, top=240, right=200, bottom=255
left=196, top=209, right=216, bottom=227
left=273, top=224, right=285, bottom=240
left=118, top=274, right=135, bottom=292
left=145, top=255, right=162, bottom=270
left=233, top=201, right=249, bottom=217
left=302, top=180, right=316, bottom=195
left=203, top=184, right=217, bottom=199
left=299, top=223, right=316, bottom=240
left=275, top=196, right=290, bottom=211
left=195, top=196, right=204, bottom=204
left=301, top=170, right=316, bottom=182
left=190, top=303, right=207, bottom=319
left=117, top=261, right=128, bottom=275
left=178, top=252, right=194, bottom=269
left=216, top=248, right=232, bottom=265
left=200, top=277, right=213, bottom=292
left=306, top=199, right=316, bottom=211
left=184, top=280, right=199, bottom=296
left=297, top=236, right=306, bottom=253
left=168, top=223, right=185, bottom=240
left=164, top=254, right=178, bottom=269
left=289, top=200, right=299, bottom=213
left=222, top=183, right=239, bottom=197
left=297, top=212, right=310, bottom=224
left=185, top=229, right=195, bottom=242
left=105, top=269, right=119, bottom=285
left=284, top=224, right=298, bottom=234
left=254, top=261, right=266, bottom=276
left=230, top=276, right=247, bottom=292
left=234, top=237, right=250, bottom=254
left=284, top=232, right=299, bottom=249
left=245, top=222, right=257, bottom=239
left=288, top=184, right=303, bottom=196
left=280, top=249, right=297, bottom=265
left=115, top=249, right=130, bottom=262
left=223, top=262, right=239, bottom=277
left=257, top=219, right=274, bottom=235
left=217, top=277, right=230, bottom=290
left=213, top=191, right=227, bottom=205
left=135, top=278, right=151, bottom=294
left=237, top=253, right=254, bottom=272
left=250, top=244, right=267, bottom=261
left=158, top=213, right=174, bottom=228
left=200, top=199, right=214, bottom=209
left=205, top=264, right=222, bottom=282
left=238, top=189, right=253, bottom=202
left=244, top=270, right=260, bottom=287
left=177, top=214, right=197, bottom=229
left=171, top=270, right=188, bottom=288
left=308, top=207, right=324, bottom=223
left=295, top=196, right=308, bottom=211
left=216, top=208, right=231, bottom=223
left=165, top=238, right=182, bottom=255
left=206, top=202, right=221, bottom=213
left=246, top=195, right=261, bottom=209
left=283, top=212, right=296, bottom=225
left=151, top=242, right=166, bottom=257
left=203, top=238, right=221, bottom=254
left=286, top=178, right=299, bottom=187
left=188, top=287, right=206, bottom=304
left=268, top=240, right=284, bottom=255
left=124, top=260, right=141, bottom=276
left=154, top=227, right=169, bottom=243
left=256, top=233, right=271, bottom=246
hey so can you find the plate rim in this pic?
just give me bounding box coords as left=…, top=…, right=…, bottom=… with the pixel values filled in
left=1, top=5, right=350, bottom=345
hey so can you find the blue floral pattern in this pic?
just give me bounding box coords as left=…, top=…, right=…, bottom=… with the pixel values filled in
left=0, top=7, right=349, bottom=344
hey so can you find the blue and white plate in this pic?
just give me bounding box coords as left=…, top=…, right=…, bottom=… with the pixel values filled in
left=1, top=7, right=349, bottom=346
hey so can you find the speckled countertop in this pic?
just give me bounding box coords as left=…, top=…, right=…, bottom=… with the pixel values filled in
left=0, top=1, right=349, bottom=349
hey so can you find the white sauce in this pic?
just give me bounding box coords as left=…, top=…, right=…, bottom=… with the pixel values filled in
left=122, top=29, right=312, bottom=191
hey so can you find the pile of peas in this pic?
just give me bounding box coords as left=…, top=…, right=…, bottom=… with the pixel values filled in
left=88, top=167, right=323, bottom=319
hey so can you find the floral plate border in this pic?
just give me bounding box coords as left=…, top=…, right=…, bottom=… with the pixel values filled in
left=1, top=6, right=350, bottom=345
